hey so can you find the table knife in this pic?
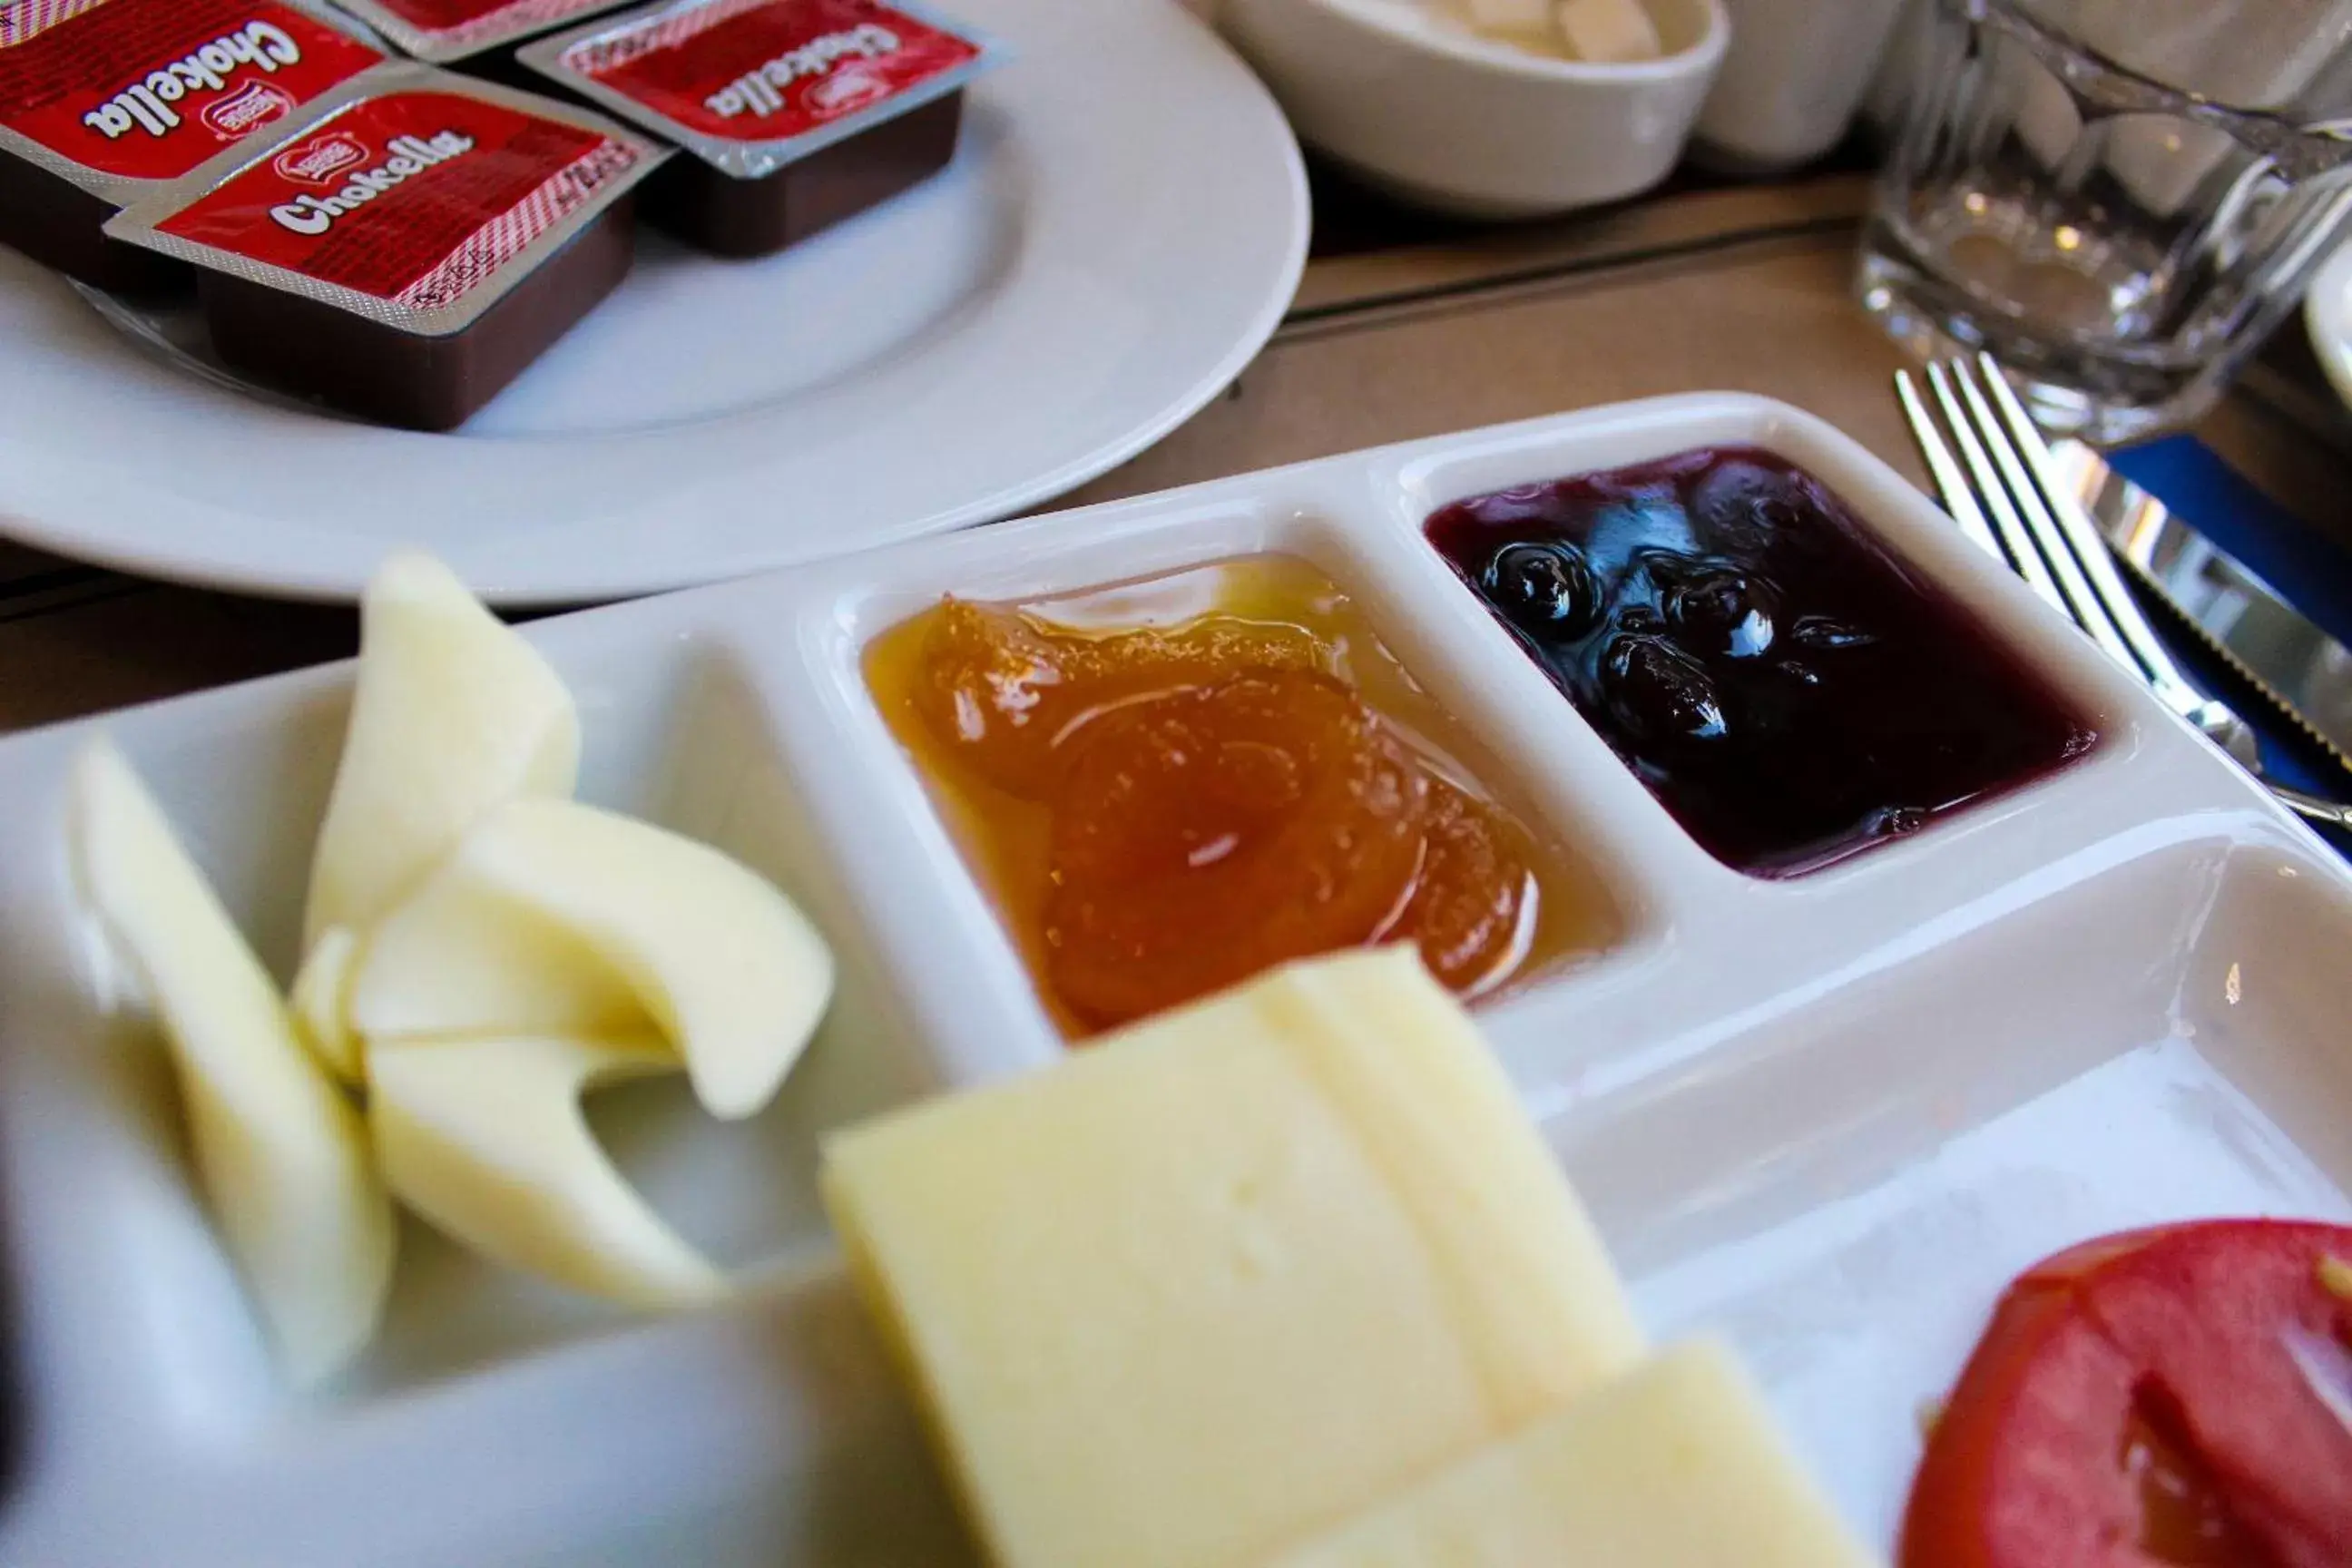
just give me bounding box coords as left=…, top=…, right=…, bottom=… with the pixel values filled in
left=2049, top=440, right=2352, bottom=786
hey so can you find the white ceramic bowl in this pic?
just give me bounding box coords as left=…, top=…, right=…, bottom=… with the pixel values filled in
left=1219, top=0, right=1730, bottom=218
left=1859, top=0, right=1925, bottom=136
left=1691, top=0, right=1906, bottom=171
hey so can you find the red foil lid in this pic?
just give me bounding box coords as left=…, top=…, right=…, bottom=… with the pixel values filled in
left=0, top=0, right=385, bottom=196
left=520, top=0, right=1002, bottom=179
left=323, top=0, right=635, bottom=64
left=106, top=68, right=660, bottom=330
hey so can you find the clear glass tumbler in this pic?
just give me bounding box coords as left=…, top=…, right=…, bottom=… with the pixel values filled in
left=1860, top=0, right=2352, bottom=443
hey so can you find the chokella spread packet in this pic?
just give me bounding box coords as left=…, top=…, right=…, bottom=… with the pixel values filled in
left=0, top=0, right=387, bottom=287
left=105, top=63, right=663, bottom=427
left=520, top=0, right=1002, bottom=256
left=322, top=0, right=633, bottom=64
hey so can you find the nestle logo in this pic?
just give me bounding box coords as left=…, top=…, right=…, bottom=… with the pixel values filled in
left=201, top=79, right=296, bottom=139
left=807, top=66, right=890, bottom=115
left=272, top=132, right=367, bottom=185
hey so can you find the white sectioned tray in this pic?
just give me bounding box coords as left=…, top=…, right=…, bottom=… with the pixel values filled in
left=0, top=394, right=2345, bottom=1565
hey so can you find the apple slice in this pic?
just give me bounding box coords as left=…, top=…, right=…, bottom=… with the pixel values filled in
left=368, top=1034, right=727, bottom=1308
left=71, top=740, right=395, bottom=1385
left=302, top=552, right=580, bottom=951
left=289, top=925, right=363, bottom=1084
left=350, top=799, right=834, bottom=1121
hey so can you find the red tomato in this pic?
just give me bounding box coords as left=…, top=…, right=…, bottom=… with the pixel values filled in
left=1902, top=1220, right=2352, bottom=1568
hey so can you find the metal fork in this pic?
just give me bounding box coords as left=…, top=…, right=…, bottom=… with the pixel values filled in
left=1896, top=353, right=2352, bottom=830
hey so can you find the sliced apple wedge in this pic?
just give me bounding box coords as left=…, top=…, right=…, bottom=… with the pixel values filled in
left=303, top=552, right=580, bottom=951
left=368, top=1034, right=727, bottom=1308
left=71, top=740, right=396, bottom=1385
left=350, top=799, right=834, bottom=1121
left=289, top=925, right=363, bottom=1084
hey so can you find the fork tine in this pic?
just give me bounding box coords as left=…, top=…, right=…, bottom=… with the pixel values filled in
left=1971, top=354, right=2201, bottom=702
left=1947, top=358, right=2145, bottom=678
left=1923, top=363, right=2070, bottom=614
left=1896, top=370, right=2004, bottom=562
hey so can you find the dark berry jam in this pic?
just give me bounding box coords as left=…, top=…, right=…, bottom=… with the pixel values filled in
left=1425, top=446, right=2096, bottom=877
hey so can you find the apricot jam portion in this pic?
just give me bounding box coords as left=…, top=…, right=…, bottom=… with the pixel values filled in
left=865, top=557, right=1620, bottom=1036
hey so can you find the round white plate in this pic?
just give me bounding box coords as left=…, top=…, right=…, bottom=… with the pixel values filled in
left=0, top=0, right=1308, bottom=605
left=2303, top=236, right=2352, bottom=414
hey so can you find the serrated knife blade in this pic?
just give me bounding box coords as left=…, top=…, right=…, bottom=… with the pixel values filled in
left=2048, top=441, right=2352, bottom=782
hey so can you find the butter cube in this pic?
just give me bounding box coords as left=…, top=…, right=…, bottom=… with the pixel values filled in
left=1553, top=0, right=1661, bottom=62
left=1271, top=1339, right=1878, bottom=1568
left=1459, top=0, right=1553, bottom=34
left=821, top=947, right=1642, bottom=1568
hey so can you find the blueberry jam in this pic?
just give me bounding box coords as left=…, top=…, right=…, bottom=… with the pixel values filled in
left=1425, top=446, right=2096, bottom=877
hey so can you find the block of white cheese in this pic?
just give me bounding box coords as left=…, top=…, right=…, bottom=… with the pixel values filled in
left=821, top=946, right=1643, bottom=1568
left=1269, top=1338, right=1879, bottom=1568
left=1553, top=0, right=1661, bottom=62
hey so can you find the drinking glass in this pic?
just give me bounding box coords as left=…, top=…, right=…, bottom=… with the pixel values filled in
left=1859, top=0, right=2352, bottom=443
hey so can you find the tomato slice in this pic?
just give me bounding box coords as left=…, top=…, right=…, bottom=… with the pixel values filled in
left=1902, top=1220, right=2352, bottom=1568
left=2014, top=1225, right=2195, bottom=1288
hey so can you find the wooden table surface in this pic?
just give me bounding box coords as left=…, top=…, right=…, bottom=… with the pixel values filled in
left=4, top=170, right=2347, bottom=735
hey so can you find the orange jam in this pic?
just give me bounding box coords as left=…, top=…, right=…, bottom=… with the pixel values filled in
left=864, top=556, right=1622, bottom=1036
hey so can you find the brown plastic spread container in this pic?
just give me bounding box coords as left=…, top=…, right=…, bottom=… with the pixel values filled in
left=104, top=64, right=663, bottom=427
left=0, top=0, right=388, bottom=290
left=319, top=0, right=636, bottom=64
left=518, top=0, right=1003, bottom=259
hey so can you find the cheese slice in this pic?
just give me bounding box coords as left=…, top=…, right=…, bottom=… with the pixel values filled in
left=289, top=924, right=363, bottom=1084
left=348, top=798, right=834, bottom=1122
left=821, top=946, right=1642, bottom=1568
left=368, top=1034, right=727, bottom=1308
left=72, top=740, right=394, bottom=1385
left=302, top=551, right=579, bottom=950
left=1553, top=0, right=1662, bottom=62
left=1269, top=1338, right=1878, bottom=1568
